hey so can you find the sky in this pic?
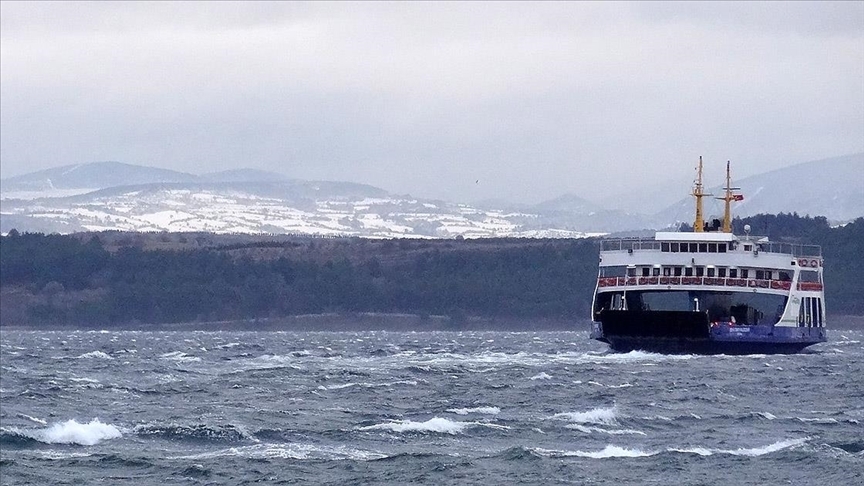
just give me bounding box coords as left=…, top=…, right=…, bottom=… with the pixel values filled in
left=1, top=1, right=862, bottom=207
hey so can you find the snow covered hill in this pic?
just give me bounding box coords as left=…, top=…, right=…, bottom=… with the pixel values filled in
left=0, top=179, right=603, bottom=238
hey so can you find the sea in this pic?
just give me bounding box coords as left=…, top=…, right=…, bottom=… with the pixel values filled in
left=1, top=329, right=862, bottom=485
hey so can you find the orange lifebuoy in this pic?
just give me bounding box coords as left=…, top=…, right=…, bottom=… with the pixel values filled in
left=798, top=259, right=808, bottom=267
left=810, top=260, right=818, bottom=268
left=748, top=280, right=757, bottom=287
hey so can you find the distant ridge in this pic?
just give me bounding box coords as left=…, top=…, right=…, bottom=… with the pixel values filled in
left=654, top=153, right=864, bottom=225
left=0, top=161, right=198, bottom=191
left=1, top=154, right=860, bottom=236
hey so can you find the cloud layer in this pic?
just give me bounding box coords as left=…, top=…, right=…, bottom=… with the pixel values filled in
left=2, top=1, right=862, bottom=205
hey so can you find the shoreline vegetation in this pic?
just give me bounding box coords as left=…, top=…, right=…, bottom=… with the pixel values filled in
left=1, top=214, right=862, bottom=330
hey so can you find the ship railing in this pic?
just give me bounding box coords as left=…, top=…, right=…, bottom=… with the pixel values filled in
left=600, top=237, right=822, bottom=257
left=595, top=276, right=812, bottom=291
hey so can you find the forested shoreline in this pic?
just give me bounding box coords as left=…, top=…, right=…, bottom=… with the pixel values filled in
left=1, top=214, right=862, bottom=329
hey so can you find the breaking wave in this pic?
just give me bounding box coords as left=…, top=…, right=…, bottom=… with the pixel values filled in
left=176, top=442, right=387, bottom=461
left=552, top=406, right=618, bottom=426
left=76, top=351, right=113, bottom=360
left=1, top=419, right=122, bottom=446
left=359, top=417, right=509, bottom=435
left=446, top=406, right=501, bottom=415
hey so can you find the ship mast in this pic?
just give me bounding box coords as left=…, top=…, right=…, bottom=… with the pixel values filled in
left=692, top=156, right=706, bottom=232
left=716, top=160, right=742, bottom=233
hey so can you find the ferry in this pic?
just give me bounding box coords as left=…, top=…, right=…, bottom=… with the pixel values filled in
left=590, top=158, right=827, bottom=354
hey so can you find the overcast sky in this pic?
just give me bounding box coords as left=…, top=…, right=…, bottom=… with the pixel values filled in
left=1, top=1, right=862, bottom=205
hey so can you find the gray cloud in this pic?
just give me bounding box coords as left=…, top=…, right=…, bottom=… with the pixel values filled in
left=2, top=1, right=862, bottom=205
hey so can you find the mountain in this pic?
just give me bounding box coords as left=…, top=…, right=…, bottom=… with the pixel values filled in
left=0, top=161, right=199, bottom=192
left=654, top=153, right=864, bottom=226
left=0, top=162, right=606, bottom=238
left=2, top=154, right=859, bottom=237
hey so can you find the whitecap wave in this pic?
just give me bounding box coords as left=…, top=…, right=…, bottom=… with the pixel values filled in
left=320, top=380, right=418, bottom=390
left=672, top=438, right=807, bottom=457
left=160, top=351, right=201, bottom=363
left=530, top=372, right=552, bottom=380
left=796, top=417, right=838, bottom=424
left=359, top=417, right=509, bottom=435
left=76, top=351, right=113, bottom=360
left=11, top=419, right=122, bottom=445
left=177, top=443, right=386, bottom=461
left=17, top=413, right=47, bottom=425
left=534, top=445, right=652, bottom=459
left=566, top=424, right=646, bottom=436
left=446, top=406, right=501, bottom=415
left=552, top=406, right=618, bottom=426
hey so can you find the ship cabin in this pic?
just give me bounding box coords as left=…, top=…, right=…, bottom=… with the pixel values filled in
left=593, top=231, right=825, bottom=329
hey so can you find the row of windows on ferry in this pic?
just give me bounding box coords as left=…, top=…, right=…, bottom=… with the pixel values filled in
left=600, top=265, right=822, bottom=282
left=658, top=242, right=755, bottom=253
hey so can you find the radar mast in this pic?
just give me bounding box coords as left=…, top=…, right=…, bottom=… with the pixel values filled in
left=716, top=161, right=743, bottom=233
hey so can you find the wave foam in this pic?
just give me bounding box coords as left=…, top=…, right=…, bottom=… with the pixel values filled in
left=534, top=438, right=806, bottom=460
left=178, top=443, right=386, bottom=461
left=567, top=424, right=646, bottom=436
left=11, top=419, right=121, bottom=446
left=160, top=351, right=201, bottom=363
left=446, top=406, right=501, bottom=416
left=76, top=351, right=113, bottom=360
left=359, top=417, right=509, bottom=435
left=553, top=406, right=618, bottom=426
left=535, top=445, right=652, bottom=459
left=672, top=438, right=807, bottom=457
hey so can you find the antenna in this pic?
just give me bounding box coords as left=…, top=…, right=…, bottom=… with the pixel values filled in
left=692, top=156, right=709, bottom=232
left=715, top=160, right=743, bottom=233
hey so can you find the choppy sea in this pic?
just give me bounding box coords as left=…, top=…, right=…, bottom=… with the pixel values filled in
left=1, top=329, right=862, bottom=485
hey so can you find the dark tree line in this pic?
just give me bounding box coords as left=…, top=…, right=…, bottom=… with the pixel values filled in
left=1, top=214, right=862, bottom=326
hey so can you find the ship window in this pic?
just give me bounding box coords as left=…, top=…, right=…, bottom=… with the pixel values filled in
left=601, top=266, right=627, bottom=277
left=699, top=243, right=708, bottom=252
left=642, top=267, right=650, bottom=277
left=670, top=243, right=679, bottom=252
left=779, top=271, right=791, bottom=281
left=718, top=244, right=727, bottom=253
left=744, top=244, right=752, bottom=251
left=685, top=267, right=693, bottom=276
left=707, top=267, right=716, bottom=277
left=729, top=268, right=738, bottom=278
left=756, top=270, right=765, bottom=280
left=627, top=267, right=636, bottom=277
left=652, top=267, right=661, bottom=276
left=799, top=270, right=820, bottom=283
left=708, top=243, right=717, bottom=253
left=663, top=267, right=671, bottom=276
left=674, top=267, right=682, bottom=276
left=741, top=269, right=749, bottom=278
left=661, top=242, right=669, bottom=252
left=696, top=266, right=705, bottom=277
left=718, top=268, right=727, bottom=278
left=689, top=243, right=698, bottom=252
